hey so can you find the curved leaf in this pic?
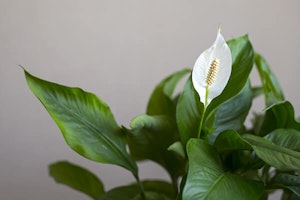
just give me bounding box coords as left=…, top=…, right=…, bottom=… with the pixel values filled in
left=209, top=80, right=252, bottom=142
left=243, top=134, right=300, bottom=171
left=273, top=173, right=300, bottom=186
left=214, top=130, right=252, bottom=152
left=24, top=69, right=138, bottom=175
left=99, top=180, right=175, bottom=200
left=257, top=101, right=300, bottom=135
left=127, top=115, right=186, bottom=181
left=147, top=68, right=190, bottom=116
left=254, top=53, right=284, bottom=106
left=264, top=129, right=300, bottom=151
left=183, top=139, right=264, bottom=200
left=49, top=161, right=104, bottom=200
left=176, top=76, right=203, bottom=146
left=272, top=173, right=300, bottom=197
left=168, top=141, right=186, bottom=159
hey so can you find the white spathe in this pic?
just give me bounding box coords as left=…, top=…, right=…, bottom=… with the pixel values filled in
left=192, top=30, right=232, bottom=107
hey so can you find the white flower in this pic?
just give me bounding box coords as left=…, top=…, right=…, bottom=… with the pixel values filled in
left=192, top=29, right=232, bottom=107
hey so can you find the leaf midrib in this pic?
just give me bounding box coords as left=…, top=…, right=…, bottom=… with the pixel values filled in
left=40, top=87, right=136, bottom=172
left=203, top=174, right=226, bottom=199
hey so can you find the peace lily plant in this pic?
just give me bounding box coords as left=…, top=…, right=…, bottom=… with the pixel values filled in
left=23, top=29, right=300, bottom=200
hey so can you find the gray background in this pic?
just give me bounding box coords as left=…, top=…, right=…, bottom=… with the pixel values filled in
left=1, top=0, right=299, bottom=199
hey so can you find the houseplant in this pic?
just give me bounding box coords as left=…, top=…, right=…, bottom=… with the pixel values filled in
left=23, top=29, right=300, bottom=199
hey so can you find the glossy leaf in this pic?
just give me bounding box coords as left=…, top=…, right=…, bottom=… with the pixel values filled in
left=127, top=115, right=186, bottom=181
left=257, top=101, right=300, bottom=135
left=147, top=68, right=190, bottom=116
left=273, top=173, right=300, bottom=186
left=176, top=76, right=203, bottom=146
left=272, top=173, right=300, bottom=197
left=49, top=161, right=104, bottom=200
left=99, top=180, right=175, bottom=200
left=209, top=80, right=252, bottom=142
left=206, top=35, right=254, bottom=117
left=243, top=134, right=300, bottom=171
left=254, top=53, right=284, bottom=106
left=183, top=139, right=264, bottom=200
left=214, top=130, right=252, bottom=152
left=168, top=141, right=186, bottom=159
left=24, top=70, right=138, bottom=175
left=264, top=129, right=300, bottom=151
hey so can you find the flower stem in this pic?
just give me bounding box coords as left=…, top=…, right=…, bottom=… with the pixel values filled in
left=197, top=107, right=206, bottom=139
left=197, top=86, right=209, bottom=139
left=134, top=174, right=145, bottom=199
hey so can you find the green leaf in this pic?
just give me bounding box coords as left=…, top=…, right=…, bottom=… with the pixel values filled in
left=24, top=69, right=138, bottom=175
left=49, top=161, right=104, bottom=200
left=272, top=173, right=300, bottom=197
left=99, top=180, right=175, bottom=200
left=209, top=80, right=252, bottom=142
left=168, top=141, right=186, bottom=159
left=133, top=192, right=172, bottom=200
left=273, top=173, right=300, bottom=186
left=214, top=130, right=257, bottom=171
left=127, top=115, right=186, bottom=181
left=206, top=35, right=254, bottom=116
left=243, top=134, right=300, bottom=171
left=176, top=76, right=203, bottom=146
left=257, top=101, right=300, bottom=135
left=264, top=101, right=300, bottom=130
left=99, top=184, right=139, bottom=200
left=264, top=129, right=300, bottom=151
left=214, top=130, right=252, bottom=152
left=254, top=53, right=284, bottom=106
left=147, top=68, right=190, bottom=116
left=251, top=86, right=263, bottom=99
left=183, top=139, right=264, bottom=200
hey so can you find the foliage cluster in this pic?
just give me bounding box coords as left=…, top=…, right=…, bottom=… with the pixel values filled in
left=24, top=34, right=300, bottom=199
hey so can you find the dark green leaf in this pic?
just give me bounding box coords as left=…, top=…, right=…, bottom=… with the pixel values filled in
left=147, top=68, right=190, bottom=116
left=209, top=80, right=252, bottom=142
left=133, top=191, right=171, bottom=200
left=214, top=130, right=252, bottom=152
left=273, top=173, right=300, bottom=186
left=99, top=184, right=139, bottom=200
left=168, top=141, right=186, bottom=159
left=49, top=161, right=104, bottom=200
left=183, top=139, right=264, bottom=200
left=206, top=35, right=254, bottom=116
left=264, top=129, right=300, bottom=151
left=24, top=69, right=138, bottom=175
left=243, top=134, right=300, bottom=171
left=127, top=115, right=186, bottom=181
left=99, top=180, right=175, bottom=200
left=264, top=101, right=300, bottom=130
left=176, top=76, right=203, bottom=146
left=272, top=173, right=300, bottom=197
left=254, top=53, right=284, bottom=106
left=257, top=101, right=300, bottom=135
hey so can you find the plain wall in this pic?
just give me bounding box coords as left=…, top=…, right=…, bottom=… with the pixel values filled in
left=1, top=0, right=299, bottom=199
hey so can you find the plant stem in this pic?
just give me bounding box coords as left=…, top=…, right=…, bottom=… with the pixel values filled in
left=171, top=176, right=178, bottom=196
left=135, top=174, right=146, bottom=200
left=262, top=165, right=270, bottom=184
left=197, top=107, right=206, bottom=139
left=197, top=86, right=209, bottom=139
